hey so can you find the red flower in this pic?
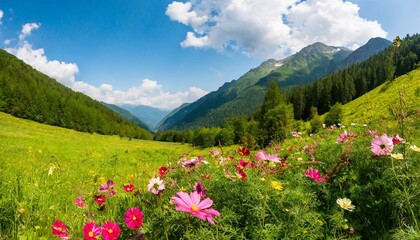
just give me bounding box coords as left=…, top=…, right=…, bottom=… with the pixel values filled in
left=52, top=220, right=69, bottom=239
left=102, top=221, right=121, bottom=240
left=238, top=147, right=250, bottom=156
left=94, top=195, right=106, bottom=205
left=193, top=182, right=206, bottom=198
left=124, top=208, right=144, bottom=230
left=83, top=222, right=101, bottom=240
left=158, top=166, right=168, bottom=176
left=123, top=184, right=134, bottom=193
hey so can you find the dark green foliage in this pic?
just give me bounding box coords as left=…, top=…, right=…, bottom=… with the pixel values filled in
left=310, top=113, right=323, bottom=133
left=192, top=128, right=219, bottom=148
left=0, top=49, right=152, bottom=140
left=324, top=102, right=343, bottom=127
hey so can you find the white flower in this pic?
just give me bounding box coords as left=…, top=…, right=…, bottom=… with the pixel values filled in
left=410, top=145, right=420, bottom=152
left=147, top=177, right=165, bottom=195
left=390, top=153, right=404, bottom=160
left=336, top=198, right=355, bottom=211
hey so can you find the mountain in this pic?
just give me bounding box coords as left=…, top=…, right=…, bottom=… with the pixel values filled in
left=101, top=102, right=151, bottom=132
left=0, top=49, right=152, bottom=139
left=337, top=37, right=391, bottom=70
left=156, top=37, right=403, bottom=131
left=121, top=105, right=170, bottom=130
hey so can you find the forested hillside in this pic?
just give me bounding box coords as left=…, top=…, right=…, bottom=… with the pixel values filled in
left=0, top=49, right=152, bottom=140
left=288, top=34, right=420, bottom=120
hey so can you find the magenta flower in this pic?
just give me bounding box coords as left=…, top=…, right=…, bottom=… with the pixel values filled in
left=255, top=151, right=280, bottom=162
left=273, top=145, right=280, bottom=151
left=74, top=195, right=86, bottom=208
left=238, top=147, right=250, bottom=156
left=101, top=222, right=121, bottom=240
left=371, top=134, right=394, bottom=156
left=93, top=195, right=106, bottom=205
left=392, top=134, right=405, bottom=145
left=123, top=184, right=134, bottom=193
left=336, top=131, right=357, bottom=143
left=369, top=129, right=379, bottom=136
left=182, top=158, right=201, bottom=168
left=171, top=191, right=220, bottom=224
left=125, top=208, right=144, bottom=230
left=193, top=182, right=206, bottom=198
left=83, top=222, right=101, bottom=240
left=305, top=167, right=328, bottom=182
left=52, top=220, right=69, bottom=239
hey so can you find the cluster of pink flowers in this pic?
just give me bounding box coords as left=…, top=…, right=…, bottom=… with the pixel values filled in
left=291, top=131, right=302, bottom=138
left=305, top=167, right=328, bottom=183
left=303, top=142, right=318, bottom=161
left=99, top=180, right=116, bottom=197
left=336, top=131, right=357, bottom=143
left=52, top=207, right=143, bottom=239
left=255, top=151, right=281, bottom=163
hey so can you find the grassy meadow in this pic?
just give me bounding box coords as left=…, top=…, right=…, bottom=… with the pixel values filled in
left=0, top=70, right=420, bottom=239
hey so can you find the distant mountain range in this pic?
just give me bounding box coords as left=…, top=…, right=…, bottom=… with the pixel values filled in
left=120, top=105, right=170, bottom=131
left=101, top=102, right=152, bottom=132
left=156, top=37, right=391, bottom=131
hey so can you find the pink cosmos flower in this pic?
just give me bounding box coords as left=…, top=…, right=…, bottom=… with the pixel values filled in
left=193, top=182, right=206, bottom=198
left=291, top=131, right=302, bottom=138
left=209, top=149, right=220, bottom=157
left=273, top=145, right=280, bottom=151
left=125, top=208, right=144, bottom=230
left=305, top=167, right=328, bottom=182
left=52, top=220, right=69, bottom=239
left=171, top=191, right=220, bottom=224
left=371, top=134, right=394, bottom=156
left=255, top=151, right=280, bottom=162
left=99, top=179, right=116, bottom=197
left=94, top=195, right=106, bottom=205
left=83, top=222, right=101, bottom=240
left=101, top=221, right=121, bottom=240
left=336, top=131, right=357, bottom=143
left=123, top=184, right=134, bottom=193
left=74, top=195, right=86, bottom=208
left=147, top=177, right=165, bottom=195
left=369, top=129, right=379, bottom=136
left=182, top=158, right=201, bottom=168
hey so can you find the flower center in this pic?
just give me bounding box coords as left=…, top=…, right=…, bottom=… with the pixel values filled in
left=89, top=231, right=94, bottom=237
left=380, top=144, right=386, bottom=149
left=132, top=216, right=137, bottom=220
left=108, top=229, right=113, bottom=234
left=191, top=205, right=199, bottom=211
left=153, top=183, right=160, bottom=189
left=57, top=227, right=62, bottom=231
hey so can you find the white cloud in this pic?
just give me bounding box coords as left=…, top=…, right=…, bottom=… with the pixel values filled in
left=19, top=23, right=40, bottom=41
left=4, top=39, right=12, bottom=45
left=0, top=10, right=4, bottom=24
left=5, top=22, right=208, bottom=110
left=166, top=0, right=387, bottom=59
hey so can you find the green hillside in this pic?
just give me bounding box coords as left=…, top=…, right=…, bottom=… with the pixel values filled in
left=341, top=68, right=420, bottom=130
left=0, top=49, right=152, bottom=139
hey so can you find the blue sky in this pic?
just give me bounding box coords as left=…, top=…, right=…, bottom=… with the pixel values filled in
left=0, top=0, right=418, bottom=109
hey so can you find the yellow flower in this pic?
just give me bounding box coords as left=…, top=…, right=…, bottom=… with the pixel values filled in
left=35, top=226, right=41, bottom=230
left=390, top=153, right=404, bottom=160
left=271, top=181, right=283, bottom=191
left=410, top=145, right=420, bottom=152
left=336, top=198, right=355, bottom=211
left=38, top=149, right=42, bottom=154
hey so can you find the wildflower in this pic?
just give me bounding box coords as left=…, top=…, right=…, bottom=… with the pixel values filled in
left=391, top=153, right=404, bottom=160
left=410, top=145, right=420, bottom=152
left=336, top=198, right=356, bottom=211
left=238, top=147, right=250, bottom=156
left=336, top=131, right=357, bottom=143
left=93, top=195, right=106, bottom=205
left=52, top=220, right=69, bottom=239
left=370, top=134, right=394, bottom=156
left=271, top=181, right=283, bottom=190
left=351, top=122, right=357, bottom=126
left=83, top=222, right=101, bottom=240
left=158, top=166, right=168, bottom=176
left=74, top=196, right=86, bottom=208
left=35, top=226, right=41, bottom=230
left=209, top=149, right=220, bottom=156
left=255, top=151, right=280, bottom=162
left=147, top=177, right=165, bottom=195
left=124, top=208, right=144, bottom=230
left=193, top=182, right=206, bottom=198
left=369, top=129, right=379, bottom=136
left=392, top=134, right=405, bottom=144
left=305, top=167, right=328, bottom=183
left=101, top=222, right=121, bottom=240
left=273, top=145, right=280, bottom=151
left=123, top=184, right=134, bottom=193
left=291, top=131, right=302, bottom=138
left=99, top=180, right=116, bottom=197
left=182, top=158, right=201, bottom=168
left=171, top=191, right=220, bottom=224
